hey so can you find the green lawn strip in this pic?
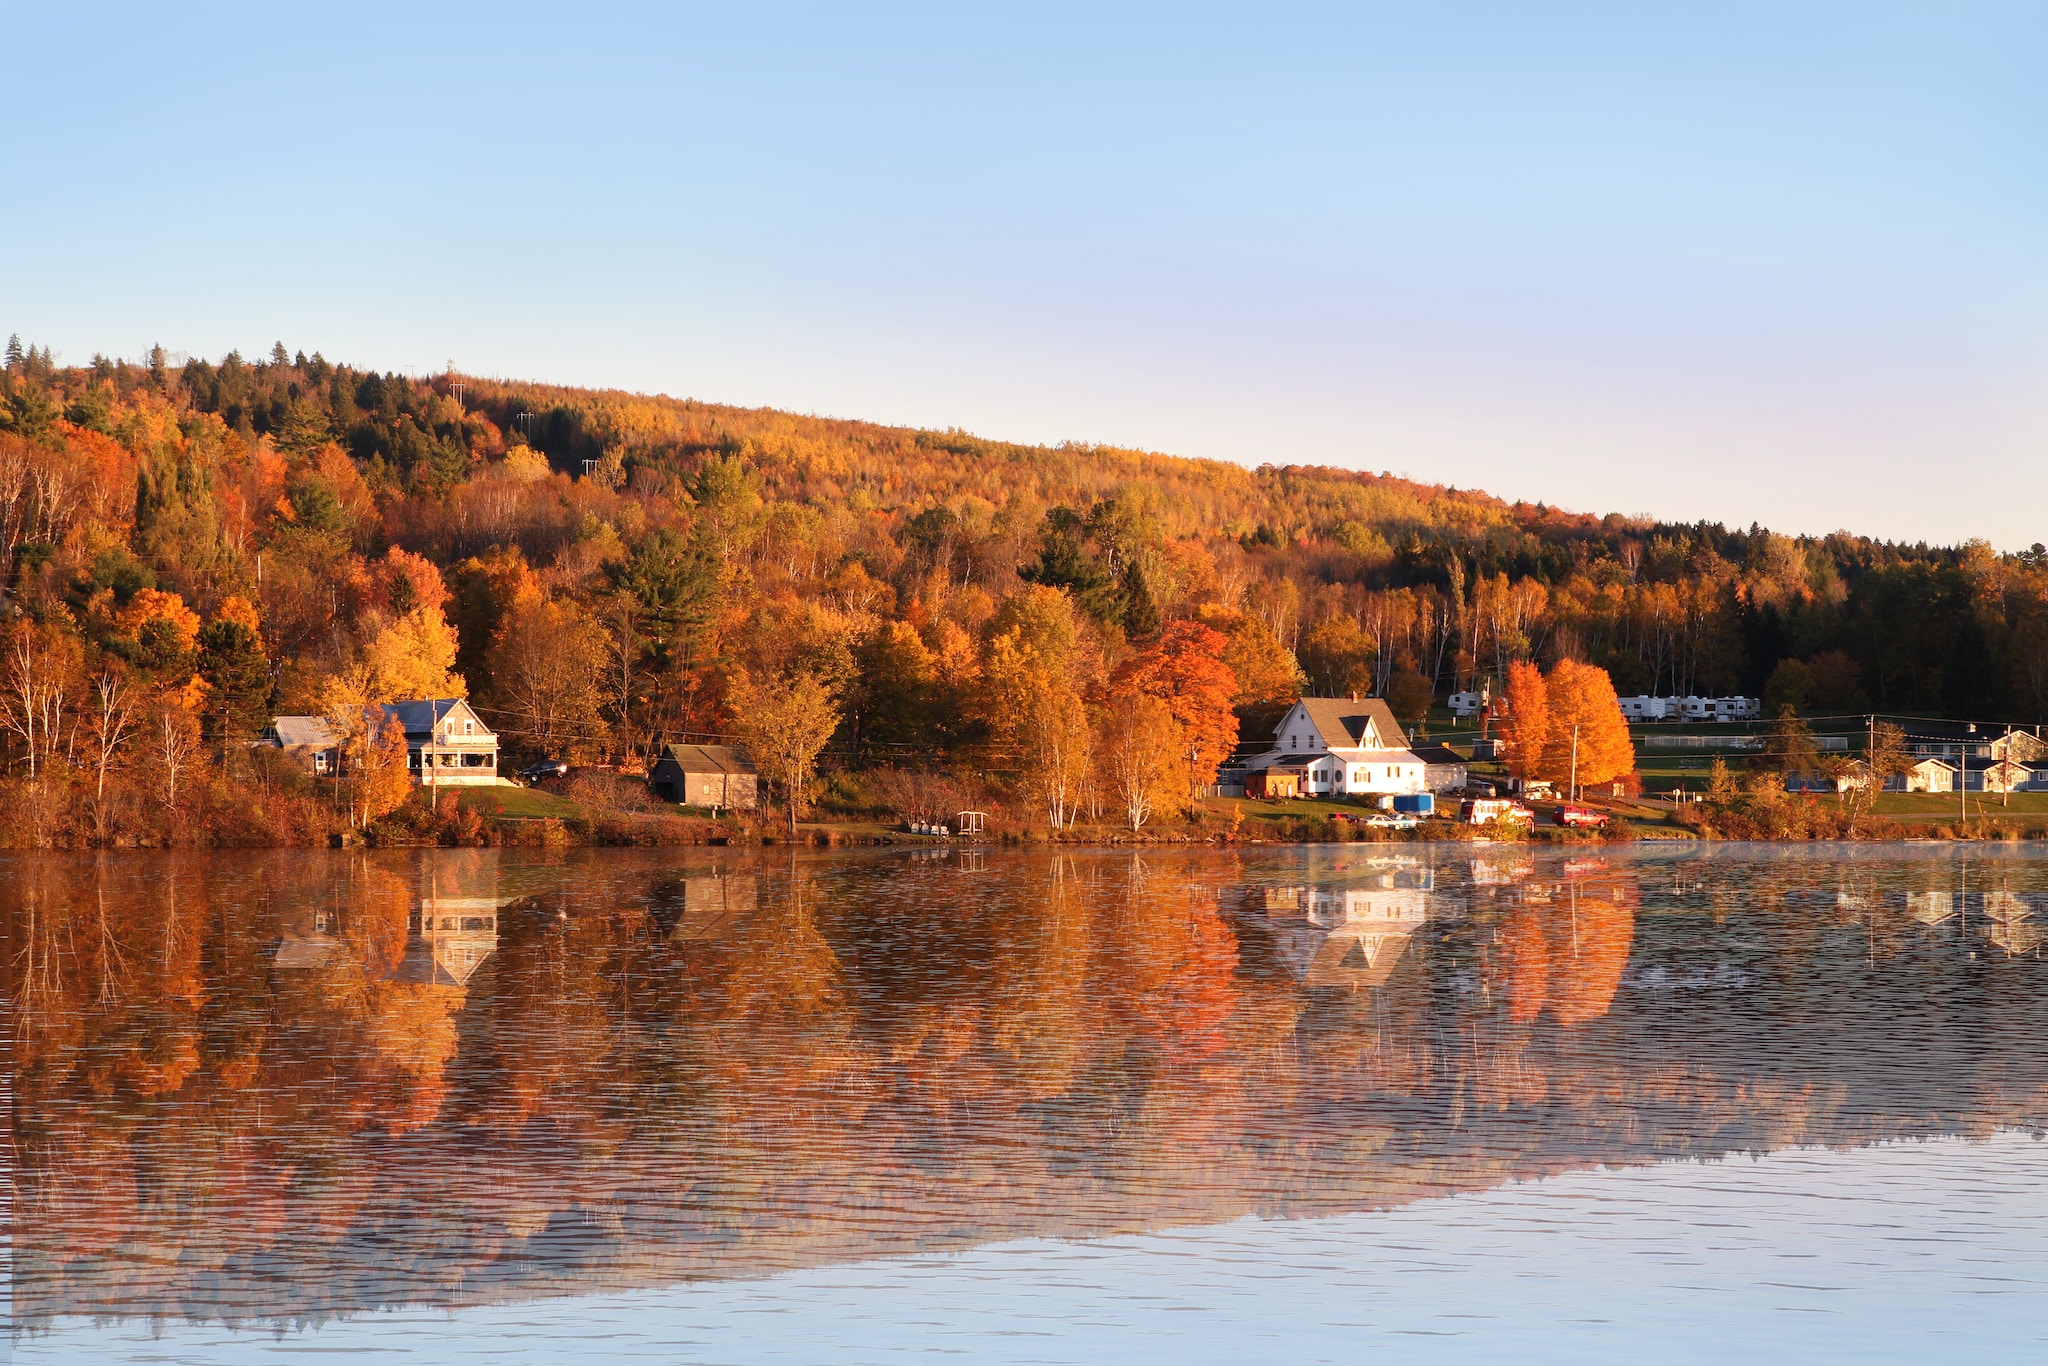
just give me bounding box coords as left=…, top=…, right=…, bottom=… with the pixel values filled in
left=1217, top=796, right=1418, bottom=823
left=457, top=785, right=587, bottom=820
left=1868, top=792, right=2048, bottom=818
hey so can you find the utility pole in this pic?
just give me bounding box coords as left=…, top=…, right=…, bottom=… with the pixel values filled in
left=1960, top=722, right=1975, bottom=826
left=1569, top=723, right=1580, bottom=803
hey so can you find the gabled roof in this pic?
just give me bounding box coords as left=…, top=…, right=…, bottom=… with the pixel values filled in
left=1283, top=696, right=1407, bottom=751
left=378, top=698, right=488, bottom=739
left=658, top=743, right=756, bottom=774
left=268, top=715, right=338, bottom=748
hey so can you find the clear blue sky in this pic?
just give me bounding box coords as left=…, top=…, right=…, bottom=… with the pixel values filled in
left=5, top=3, right=2043, bottom=548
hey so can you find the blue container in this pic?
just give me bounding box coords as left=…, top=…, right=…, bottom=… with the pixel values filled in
left=1391, top=793, right=1435, bottom=816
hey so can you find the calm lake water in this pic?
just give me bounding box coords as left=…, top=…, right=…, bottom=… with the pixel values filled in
left=9, top=844, right=2048, bottom=1362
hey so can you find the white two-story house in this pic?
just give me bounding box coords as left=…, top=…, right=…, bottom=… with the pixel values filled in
left=385, top=698, right=500, bottom=786
left=1249, top=697, right=1428, bottom=797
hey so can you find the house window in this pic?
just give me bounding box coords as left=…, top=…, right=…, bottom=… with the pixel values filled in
left=464, top=721, right=474, bottom=736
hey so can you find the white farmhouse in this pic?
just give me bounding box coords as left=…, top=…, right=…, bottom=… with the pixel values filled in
left=1250, top=697, right=1428, bottom=797
left=384, top=698, right=500, bottom=786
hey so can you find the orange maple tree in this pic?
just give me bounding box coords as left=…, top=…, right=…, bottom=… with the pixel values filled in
left=1109, top=620, right=1240, bottom=793
left=1496, top=658, right=1633, bottom=792
left=1541, top=659, right=1635, bottom=794
left=1498, top=660, right=1550, bottom=782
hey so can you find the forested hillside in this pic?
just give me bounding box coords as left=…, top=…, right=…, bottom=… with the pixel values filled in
left=1, top=337, right=2043, bottom=841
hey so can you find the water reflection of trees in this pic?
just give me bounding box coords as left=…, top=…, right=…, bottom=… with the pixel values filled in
left=10, top=848, right=2048, bottom=1331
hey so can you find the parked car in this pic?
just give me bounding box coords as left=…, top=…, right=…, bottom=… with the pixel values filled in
left=1362, top=813, right=1419, bottom=830
left=1554, top=804, right=1610, bottom=829
left=518, top=759, right=570, bottom=784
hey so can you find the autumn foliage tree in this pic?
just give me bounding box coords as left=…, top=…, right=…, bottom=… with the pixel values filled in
left=1498, top=661, right=1550, bottom=783
left=1100, top=695, right=1181, bottom=830
left=1498, top=658, right=1633, bottom=795
left=732, top=668, right=842, bottom=836
left=1541, top=659, right=1634, bottom=796
left=979, top=586, right=1092, bottom=829
left=487, top=597, right=608, bottom=762
left=1110, top=619, right=1239, bottom=799
left=325, top=707, right=413, bottom=830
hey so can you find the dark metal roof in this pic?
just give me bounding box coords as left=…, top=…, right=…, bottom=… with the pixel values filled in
left=379, top=698, right=481, bottom=738
left=1408, top=741, right=1469, bottom=765
left=656, top=743, right=757, bottom=775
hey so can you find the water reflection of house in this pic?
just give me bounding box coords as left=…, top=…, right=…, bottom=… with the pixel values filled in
left=650, top=870, right=760, bottom=942
left=405, top=897, right=504, bottom=985
left=1469, top=857, right=1534, bottom=887
left=270, top=893, right=355, bottom=968
left=1906, top=891, right=1955, bottom=926
left=1261, top=875, right=1432, bottom=989
left=272, top=902, right=342, bottom=969
left=399, top=852, right=512, bottom=986
left=1979, top=890, right=2043, bottom=956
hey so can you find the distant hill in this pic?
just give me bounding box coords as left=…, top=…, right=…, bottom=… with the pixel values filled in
left=3, top=339, right=2044, bottom=757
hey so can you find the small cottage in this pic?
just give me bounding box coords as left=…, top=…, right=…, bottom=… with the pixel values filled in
left=1890, top=757, right=1958, bottom=793
left=649, top=743, right=759, bottom=810
left=259, top=715, right=342, bottom=776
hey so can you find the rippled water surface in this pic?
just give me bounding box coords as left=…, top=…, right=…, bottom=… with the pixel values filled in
left=10, top=845, right=2048, bottom=1361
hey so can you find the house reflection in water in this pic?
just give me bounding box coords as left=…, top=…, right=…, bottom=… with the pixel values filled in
left=1980, top=889, right=2044, bottom=957
left=1907, top=890, right=1955, bottom=927
left=272, top=909, right=341, bottom=969
left=1260, top=862, right=1434, bottom=989
left=401, top=851, right=512, bottom=986
left=650, top=867, right=760, bottom=943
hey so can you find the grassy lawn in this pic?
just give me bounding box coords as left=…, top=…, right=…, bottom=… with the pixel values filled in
left=1870, top=792, right=2048, bottom=819
left=1217, top=795, right=1428, bottom=823
left=457, top=785, right=586, bottom=820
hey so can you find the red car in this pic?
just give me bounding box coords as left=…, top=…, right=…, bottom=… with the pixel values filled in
left=1554, top=804, right=1609, bottom=829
